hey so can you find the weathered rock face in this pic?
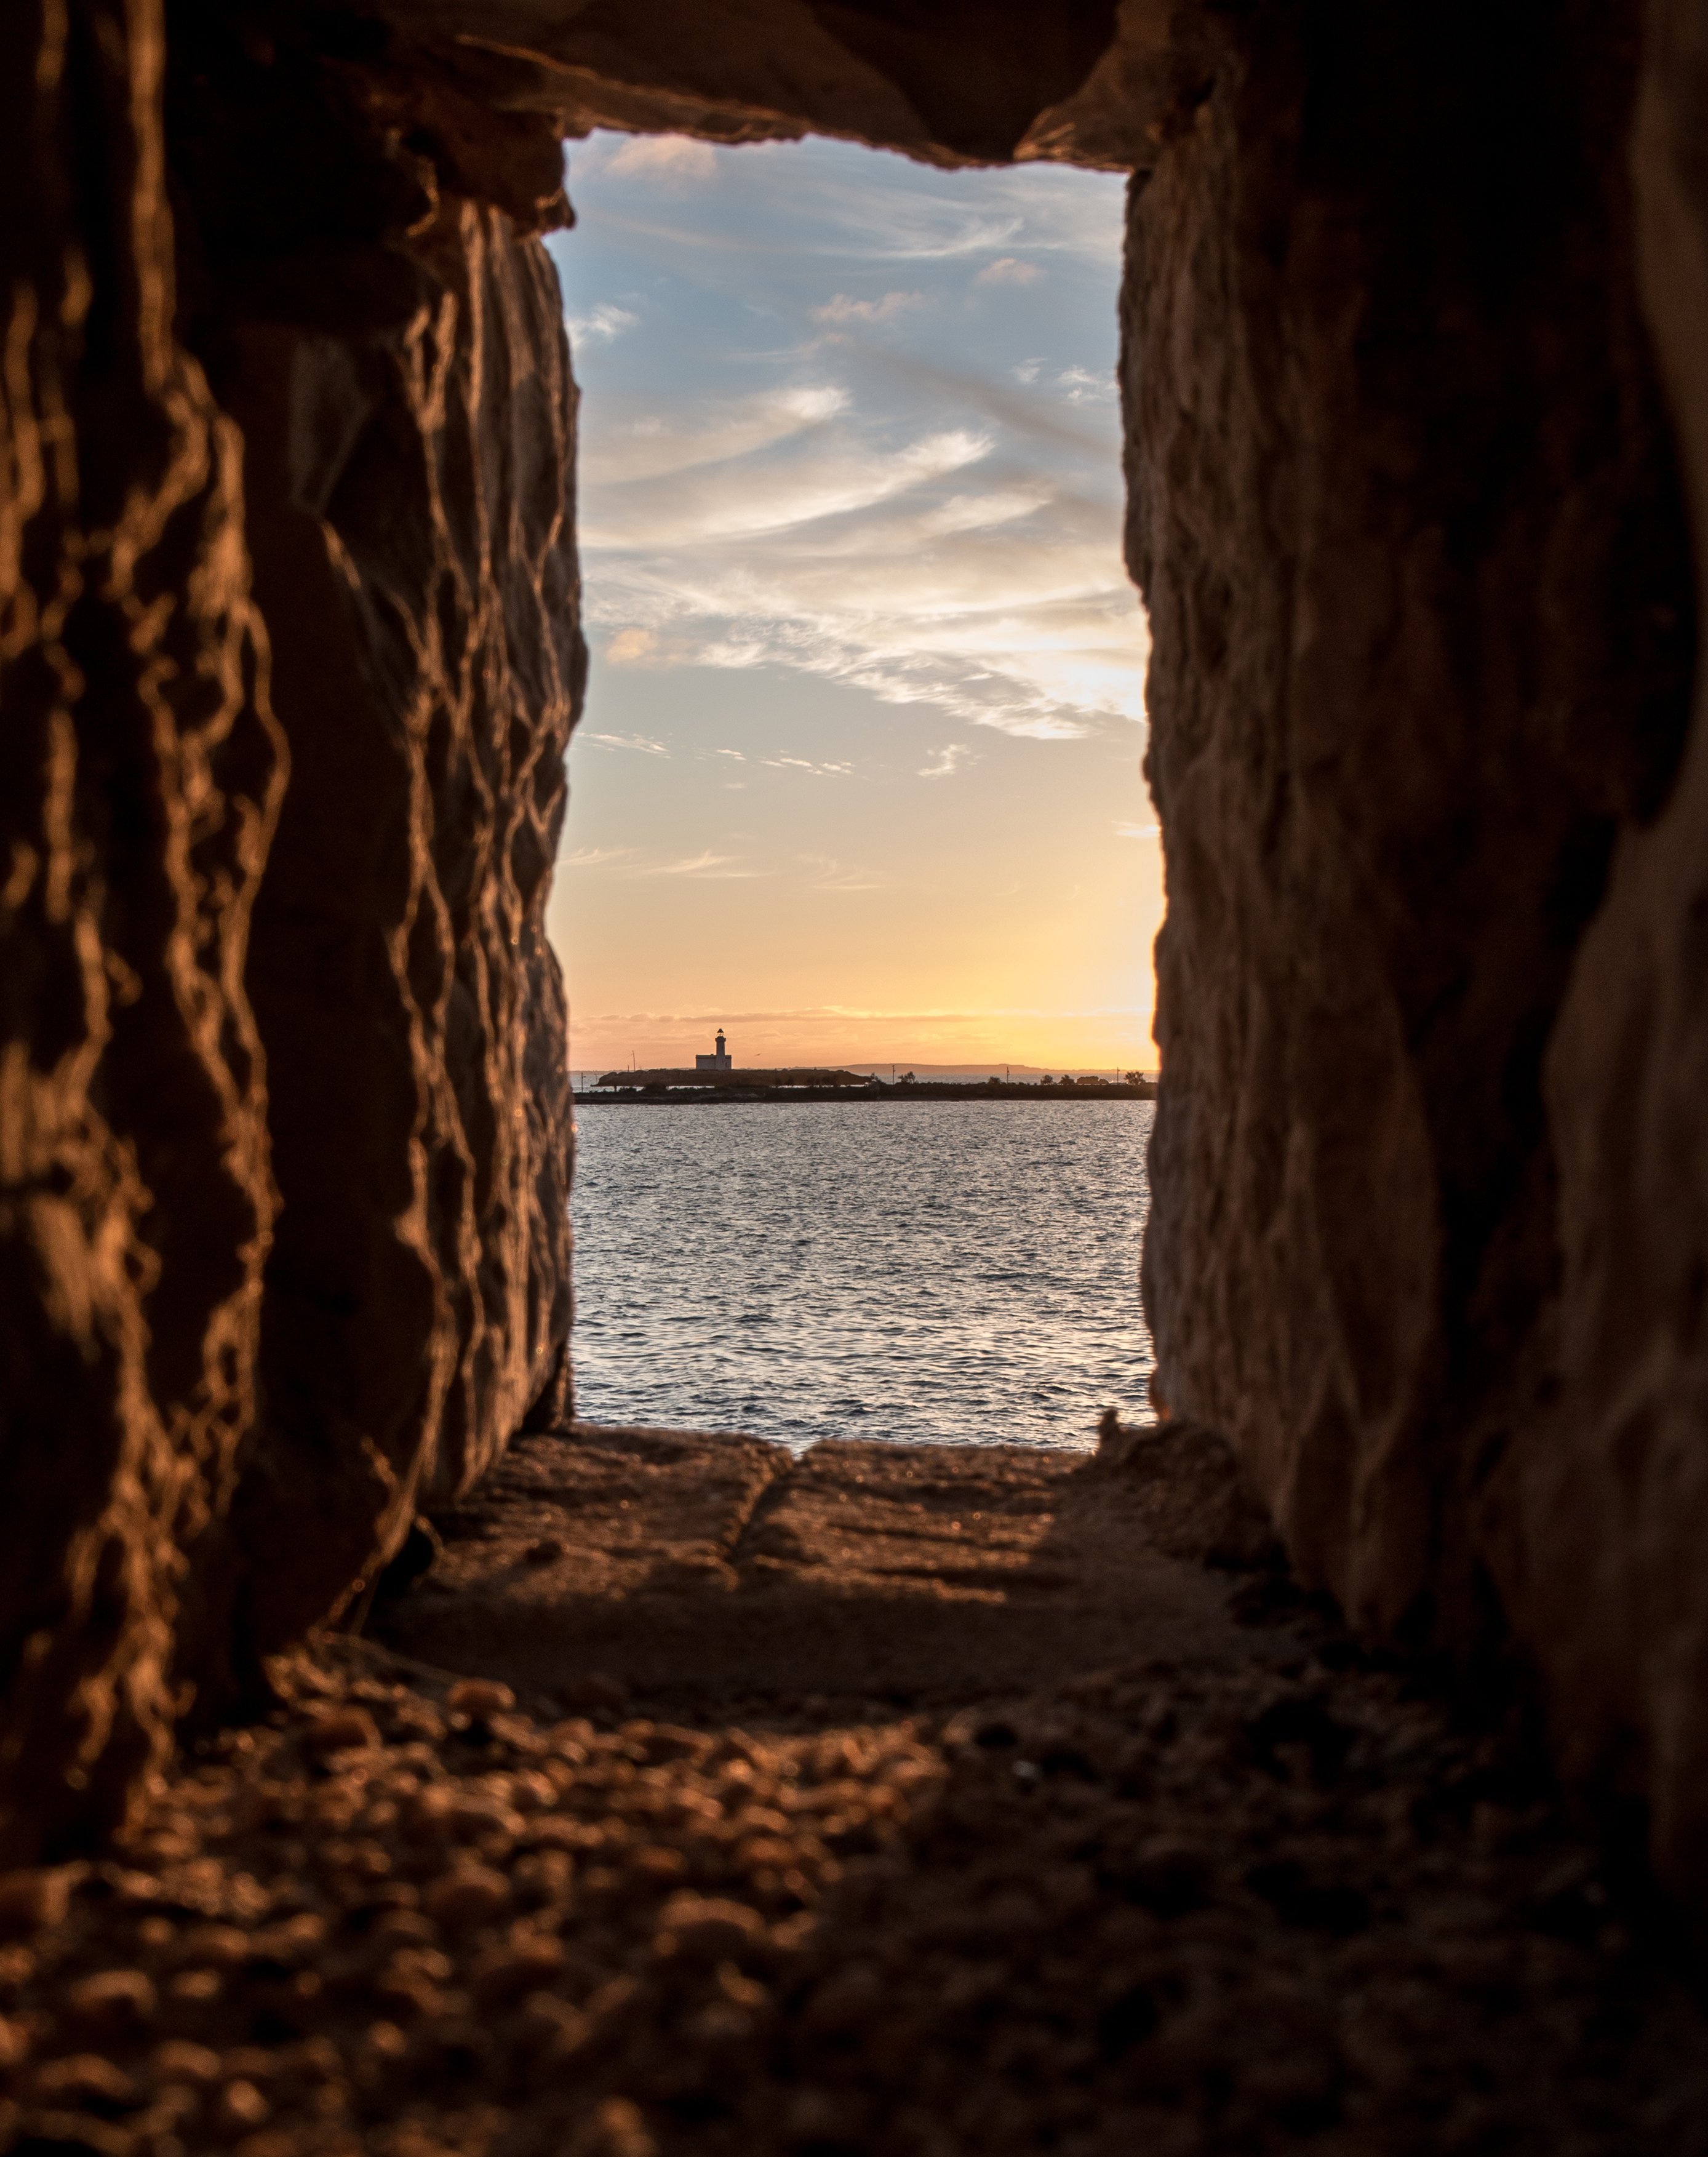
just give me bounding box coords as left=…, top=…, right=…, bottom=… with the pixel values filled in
left=1125, top=2, right=1698, bottom=1887
left=0, top=0, right=283, bottom=1857
left=1498, top=0, right=1708, bottom=1909
left=164, top=22, right=585, bottom=1689
left=0, top=0, right=584, bottom=1851
left=220, top=205, right=581, bottom=1671
left=354, top=0, right=1133, bottom=169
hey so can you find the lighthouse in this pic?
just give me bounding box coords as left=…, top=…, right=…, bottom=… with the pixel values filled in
left=695, top=1029, right=732, bottom=1073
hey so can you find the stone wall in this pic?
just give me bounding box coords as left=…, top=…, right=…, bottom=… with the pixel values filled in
left=0, top=0, right=284, bottom=1859
left=0, top=0, right=583, bottom=1852
left=164, top=17, right=586, bottom=1699
left=211, top=201, right=582, bottom=1687
left=1125, top=1, right=1701, bottom=1893
left=1501, top=0, right=1708, bottom=1910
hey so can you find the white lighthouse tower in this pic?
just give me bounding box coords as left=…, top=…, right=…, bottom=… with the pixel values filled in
left=695, top=1029, right=732, bottom=1073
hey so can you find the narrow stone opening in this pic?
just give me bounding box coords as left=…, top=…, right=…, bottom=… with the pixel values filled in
left=548, top=130, right=1160, bottom=1446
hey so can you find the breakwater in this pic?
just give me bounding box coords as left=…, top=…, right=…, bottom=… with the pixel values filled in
left=576, top=1080, right=1157, bottom=1106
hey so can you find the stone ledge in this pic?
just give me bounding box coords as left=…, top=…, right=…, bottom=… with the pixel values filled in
left=372, top=1422, right=1285, bottom=1708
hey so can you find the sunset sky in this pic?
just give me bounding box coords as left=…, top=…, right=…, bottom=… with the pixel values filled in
left=543, top=131, right=1161, bottom=1076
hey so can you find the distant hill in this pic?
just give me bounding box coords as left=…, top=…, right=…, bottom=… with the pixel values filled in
left=825, top=1063, right=1154, bottom=1082
left=576, top=1061, right=1159, bottom=1087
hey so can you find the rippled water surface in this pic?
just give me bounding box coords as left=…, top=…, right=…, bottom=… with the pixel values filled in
left=571, top=1100, right=1154, bottom=1452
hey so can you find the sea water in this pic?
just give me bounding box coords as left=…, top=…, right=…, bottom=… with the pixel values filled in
left=569, top=1099, right=1154, bottom=1452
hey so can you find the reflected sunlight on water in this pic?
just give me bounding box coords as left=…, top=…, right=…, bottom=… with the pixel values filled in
left=570, top=1100, right=1153, bottom=1451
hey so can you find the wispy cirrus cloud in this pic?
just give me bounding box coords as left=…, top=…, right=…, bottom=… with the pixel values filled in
left=762, top=754, right=853, bottom=777
left=976, top=257, right=1042, bottom=286
left=579, top=385, right=847, bottom=487
left=583, top=731, right=668, bottom=754
left=919, top=745, right=970, bottom=778
left=800, top=855, right=884, bottom=891
left=576, top=375, right=1144, bottom=739
left=554, top=142, right=1149, bottom=747
left=581, top=423, right=993, bottom=550
left=652, top=852, right=769, bottom=879
left=548, top=132, right=1159, bottom=1066
left=560, top=845, right=631, bottom=868
left=812, top=290, right=924, bottom=325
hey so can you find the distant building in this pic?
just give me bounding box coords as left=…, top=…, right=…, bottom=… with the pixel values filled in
left=695, top=1029, right=732, bottom=1072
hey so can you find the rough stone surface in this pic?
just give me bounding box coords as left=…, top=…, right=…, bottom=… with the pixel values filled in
left=0, top=0, right=284, bottom=1860
left=159, top=17, right=585, bottom=1686
left=375, top=1425, right=1263, bottom=1704
left=362, top=0, right=1131, bottom=170
left=1123, top=0, right=1697, bottom=1855
left=1, top=0, right=583, bottom=1854
left=218, top=195, right=582, bottom=1670
left=1496, top=0, right=1708, bottom=1913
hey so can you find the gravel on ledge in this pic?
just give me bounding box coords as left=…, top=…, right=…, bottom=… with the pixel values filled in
left=1, top=1619, right=1705, bottom=2157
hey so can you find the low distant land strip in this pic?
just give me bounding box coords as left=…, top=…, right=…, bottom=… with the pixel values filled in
left=578, top=1070, right=1158, bottom=1105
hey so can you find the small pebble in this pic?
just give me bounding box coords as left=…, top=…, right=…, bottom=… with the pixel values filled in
left=216, top=2077, right=271, bottom=2135
left=0, top=1866, right=72, bottom=1937
left=655, top=1895, right=768, bottom=1966
left=362, top=2019, right=409, bottom=2063
left=367, top=1909, right=437, bottom=1953
left=585, top=2095, right=656, bottom=2157
left=32, top=2051, right=139, bottom=2109
left=513, top=1849, right=575, bottom=1905
left=445, top=1793, right=523, bottom=1843
left=63, top=1966, right=158, bottom=2035
left=305, top=1708, right=379, bottom=1755
left=517, top=1991, right=591, bottom=2051
left=445, top=1679, right=515, bottom=1720
left=150, top=2039, right=223, bottom=2086
left=471, top=1934, right=565, bottom=2006
left=421, top=1866, right=510, bottom=1931
left=627, top=1844, right=688, bottom=1887
left=170, top=1924, right=249, bottom=1971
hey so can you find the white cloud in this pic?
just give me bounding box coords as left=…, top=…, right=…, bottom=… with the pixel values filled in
left=579, top=386, right=848, bottom=488
left=812, top=291, right=924, bottom=325
left=800, top=855, right=884, bottom=890
left=567, top=301, right=639, bottom=345
left=561, top=846, right=631, bottom=868
left=583, top=731, right=668, bottom=754
left=1055, top=364, right=1114, bottom=404
left=582, top=426, right=994, bottom=551
left=698, top=638, right=769, bottom=670
left=651, top=852, right=769, bottom=879
left=976, top=257, right=1043, bottom=286
left=557, top=134, right=1146, bottom=749
left=1115, top=820, right=1160, bottom=839
left=601, top=135, right=720, bottom=183
left=762, top=754, right=853, bottom=777
left=919, top=745, right=970, bottom=778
